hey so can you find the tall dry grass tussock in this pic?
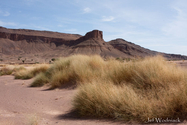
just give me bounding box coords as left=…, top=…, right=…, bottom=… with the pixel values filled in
left=30, top=54, right=187, bottom=123
left=0, top=65, right=26, bottom=76
left=14, top=64, right=49, bottom=79
left=31, top=55, right=106, bottom=88
left=71, top=55, right=187, bottom=123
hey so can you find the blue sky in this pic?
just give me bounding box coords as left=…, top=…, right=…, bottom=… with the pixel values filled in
left=0, top=0, right=187, bottom=55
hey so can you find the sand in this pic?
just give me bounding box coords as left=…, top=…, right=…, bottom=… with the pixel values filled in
left=0, top=76, right=121, bottom=125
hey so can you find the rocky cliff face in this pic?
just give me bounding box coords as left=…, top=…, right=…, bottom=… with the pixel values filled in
left=69, top=30, right=126, bottom=57
left=84, top=30, right=103, bottom=40
left=0, top=27, right=187, bottom=63
left=0, top=26, right=82, bottom=47
left=109, top=39, right=157, bottom=57
left=109, top=39, right=187, bottom=60
left=0, top=26, right=81, bottom=40
left=0, top=27, right=81, bottom=55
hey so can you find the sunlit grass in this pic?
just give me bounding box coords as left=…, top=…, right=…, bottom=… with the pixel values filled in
left=14, top=64, right=49, bottom=79
left=0, top=65, right=26, bottom=76
left=6, top=54, right=187, bottom=123
left=71, top=55, right=187, bottom=123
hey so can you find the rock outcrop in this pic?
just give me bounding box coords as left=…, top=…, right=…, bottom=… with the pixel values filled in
left=69, top=30, right=126, bottom=57
left=0, top=27, right=81, bottom=55
left=84, top=30, right=103, bottom=40
left=0, top=26, right=81, bottom=40
left=0, top=26, right=187, bottom=64
left=109, top=39, right=157, bottom=57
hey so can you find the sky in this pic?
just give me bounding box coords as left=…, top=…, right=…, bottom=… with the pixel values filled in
left=0, top=0, right=187, bottom=55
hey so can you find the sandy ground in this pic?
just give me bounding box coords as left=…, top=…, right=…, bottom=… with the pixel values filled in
left=1, top=61, right=187, bottom=125
left=0, top=76, right=123, bottom=125
left=171, top=60, right=187, bottom=68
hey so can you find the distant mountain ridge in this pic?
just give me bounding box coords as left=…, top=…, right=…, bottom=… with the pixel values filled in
left=0, top=26, right=187, bottom=63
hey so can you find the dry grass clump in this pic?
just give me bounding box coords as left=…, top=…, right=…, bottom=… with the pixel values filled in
left=72, top=55, right=187, bottom=123
left=73, top=81, right=187, bottom=123
left=30, top=54, right=187, bottom=123
left=108, top=56, right=187, bottom=91
left=0, top=65, right=26, bottom=76
left=31, top=55, right=105, bottom=88
left=30, top=72, right=49, bottom=87
left=27, top=114, right=40, bottom=125
left=73, top=81, right=147, bottom=121
left=14, top=64, right=49, bottom=79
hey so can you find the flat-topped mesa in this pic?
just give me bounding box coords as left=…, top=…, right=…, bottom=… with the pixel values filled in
left=0, top=26, right=81, bottom=40
left=84, top=30, right=103, bottom=40
left=73, top=30, right=105, bottom=46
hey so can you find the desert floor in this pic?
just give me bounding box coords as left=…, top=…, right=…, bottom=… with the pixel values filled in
left=0, top=76, right=124, bottom=125
left=1, top=60, right=187, bottom=125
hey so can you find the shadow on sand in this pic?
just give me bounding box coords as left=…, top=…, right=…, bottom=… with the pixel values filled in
left=56, top=110, right=187, bottom=125
left=56, top=110, right=132, bottom=125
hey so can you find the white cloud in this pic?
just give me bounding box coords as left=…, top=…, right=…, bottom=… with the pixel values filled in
left=0, top=20, right=17, bottom=27
left=101, top=16, right=114, bottom=22
left=83, top=7, right=91, bottom=13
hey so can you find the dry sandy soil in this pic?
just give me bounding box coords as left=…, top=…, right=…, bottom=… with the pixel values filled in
left=1, top=61, right=187, bottom=125
left=0, top=76, right=123, bottom=125
left=171, top=60, right=187, bottom=69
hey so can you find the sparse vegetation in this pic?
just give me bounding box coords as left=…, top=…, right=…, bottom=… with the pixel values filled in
left=0, top=66, right=13, bottom=76
left=14, top=64, right=49, bottom=79
left=31, top=55, right=106, bottom=88
left=116, top=57, right=124, bottom=62
left=18, top=56, right=22, bottom=60
left=51, top=58, right=56, bottom=61
left=30, top=72, right=49, bottom=87
left=29, top=55, right=187, bottom=123
left=27, top=114, right=40, bottom=125
left=0, top=65, right=26, bottom=76
left=21, top=58, right=26, bottom=63
left=1, top=54, right=187, bottom=123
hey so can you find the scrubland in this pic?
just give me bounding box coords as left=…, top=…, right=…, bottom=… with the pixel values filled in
left=1, top=54, right=187, bottom=123
left=0, top=65, right=26, bottom=76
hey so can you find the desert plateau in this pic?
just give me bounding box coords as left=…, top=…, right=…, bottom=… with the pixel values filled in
left=0, top=27, right=187, bottom=64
